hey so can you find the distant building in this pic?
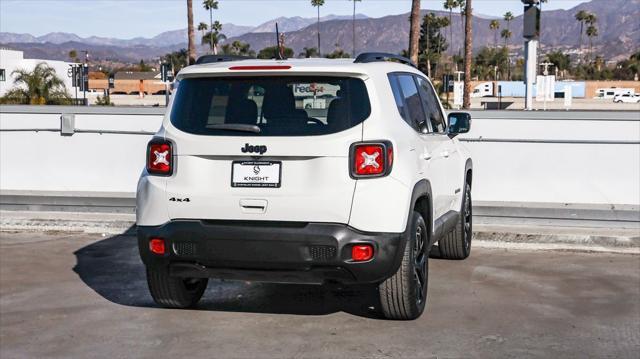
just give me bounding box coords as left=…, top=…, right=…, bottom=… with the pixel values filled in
left=0, top=48, right=76, bottom=97
left=89, top=71, right=165, bottom=96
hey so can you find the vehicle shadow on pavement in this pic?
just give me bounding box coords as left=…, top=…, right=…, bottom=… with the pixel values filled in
left=73, top=229, right=382, bottom=319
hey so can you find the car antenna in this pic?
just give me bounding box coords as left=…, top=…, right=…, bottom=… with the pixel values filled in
left=275, top=22, right=284, bottom=60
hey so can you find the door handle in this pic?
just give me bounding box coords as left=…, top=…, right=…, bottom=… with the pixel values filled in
left=441, top=150, right=450, bottom=158
left=422, top=153, right=432, bottom=161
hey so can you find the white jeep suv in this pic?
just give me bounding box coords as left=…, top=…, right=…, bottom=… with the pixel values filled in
left=137, top=53, right=473, bottom=320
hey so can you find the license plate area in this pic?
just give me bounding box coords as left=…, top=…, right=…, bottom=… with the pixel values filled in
left=231, top=161, right=281, bottom=188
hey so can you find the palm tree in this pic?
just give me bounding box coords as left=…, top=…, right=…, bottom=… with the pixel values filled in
left=2, top=62, right=70, bottom=105
left=500, top=28, right=512, bottom=79
left=503, top=12, right=514, bottom=48
left=500, top=29, right=512, bottom=48
left=350, top=0, right=362, bottom=57
left=198, top=22, right=208, bottom=42
left=311, top=0, right=325, bottom=56
left=202, top=21, right=225, bottom=55
left=408, top=0, right=421, bottom=64
left=586, top=25, right=598, bottom=63
left=187, top=0, right=196, bottom=64
left=462, top=0, right=472, bottom=109
left=489, top=20, right=500, bottom=50
left=203, top=0, right=219, bottom=55
left=443, top=0, right=458, bottom=55
left=575, top=10, right=588, bottom=55
left=458, top=0, right=466, bottom=40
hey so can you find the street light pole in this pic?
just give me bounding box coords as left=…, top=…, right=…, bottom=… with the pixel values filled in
left=522, top=0, right=541, bottom=111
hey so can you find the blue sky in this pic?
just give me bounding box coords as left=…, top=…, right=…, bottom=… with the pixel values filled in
left=1, top=0, right=588, bottom=39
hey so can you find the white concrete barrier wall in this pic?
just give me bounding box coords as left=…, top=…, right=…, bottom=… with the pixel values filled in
left=1, top=107, right=639, bottom=206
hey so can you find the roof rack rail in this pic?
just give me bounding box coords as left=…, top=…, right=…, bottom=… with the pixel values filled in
left=353, top=52, right=416, bottom=68
left=195, top=55, right=253, bottom=65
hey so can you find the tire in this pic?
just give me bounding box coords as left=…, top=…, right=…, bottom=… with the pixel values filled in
left=146, top=266, right=208, bottom=308
left=378, top=211, right=428, bottom=320
left=439, top=181, right=472, bottom=260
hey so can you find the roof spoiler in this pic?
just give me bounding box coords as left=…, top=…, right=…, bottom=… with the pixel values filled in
left=354, top=52, right=416, bottom=68
left=195, top=55, right=253, bottom=65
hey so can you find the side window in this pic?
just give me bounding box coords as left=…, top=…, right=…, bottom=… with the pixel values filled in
left=397, top=74, right=427, bottom=130
left=416, top=77, right=446, bottom=133
left=389, top=75, right=410, bottom=126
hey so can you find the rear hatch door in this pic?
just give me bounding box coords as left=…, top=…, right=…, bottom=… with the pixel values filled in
left=165, top=74, right=370, bottom=224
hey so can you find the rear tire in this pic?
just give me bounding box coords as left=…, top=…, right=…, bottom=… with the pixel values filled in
left=378, top=211, right=428, bottom=320
left=439, top=181, right=472, bottom=260
left=146, top=267, right=208, bottom=308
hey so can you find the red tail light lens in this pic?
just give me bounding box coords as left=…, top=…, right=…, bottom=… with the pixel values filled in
left=149, top=238, right=166, bottom=255
left=352, top=244, right=374, bottom=262
left=350, top=141, right=393, bottom=178
left=147, top=140, right=172, bottom=175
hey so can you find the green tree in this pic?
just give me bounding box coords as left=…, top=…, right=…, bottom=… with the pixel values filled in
left=311, top=0, right=325, bottom=56
left=473, top=47, right=508, bottom=81
left=546, top=51, right=571, bottom=78
left=489, top=20, right=500, bottom=50
left=418, top=12, right=450, bottom=77
left=198, top=22, right=208, bottom=42
left=68, top=50, right=79, bottom=63
left=299, top=47, right=319, bottom=58
left=503, top=12, right=514, bottom=48
left=162, top=49, right=189, bottom=75
left=138, top=60, right=152, bottom=72
left=257, top=46, right=294, bottom=59
left=586, top=25, right=598, bottom=63
left=575, top=10, right=588, bottom=54
left=201, top=21, right=225, bottom=55
left=326, top=44, right=351, bottom=59
left=1, top=62, right=70, bottom=105
left=443, top=0, right=459, bottom=55
left=500, top=29, right=512, bottom=48
left=203, top=0, right=219, bottom=54
left=220, top=41, right=255, bottom=57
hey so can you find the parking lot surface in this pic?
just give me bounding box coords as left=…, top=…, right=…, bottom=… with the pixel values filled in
left=1, top=231, right=638, bottom=359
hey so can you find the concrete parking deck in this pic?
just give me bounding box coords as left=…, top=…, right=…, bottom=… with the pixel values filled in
left=1, top=231, right=638, bottom=358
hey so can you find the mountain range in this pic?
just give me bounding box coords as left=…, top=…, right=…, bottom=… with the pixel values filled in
left=1, top=0, right=637, bottom=63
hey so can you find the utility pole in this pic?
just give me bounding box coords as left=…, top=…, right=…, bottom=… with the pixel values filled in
left=82, top=50, right=89, bottom=106
left=522, top=0, right=541, bottom=111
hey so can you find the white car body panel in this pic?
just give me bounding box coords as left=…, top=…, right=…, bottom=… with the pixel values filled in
left=136, top=58, right=472, bottom=234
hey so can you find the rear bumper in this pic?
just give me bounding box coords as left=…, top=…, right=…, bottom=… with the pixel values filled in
left=137, top=220, right=406, bottom=285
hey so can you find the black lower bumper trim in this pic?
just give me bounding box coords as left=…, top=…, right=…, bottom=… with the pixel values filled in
left=138, top=220, right=406, bottom=284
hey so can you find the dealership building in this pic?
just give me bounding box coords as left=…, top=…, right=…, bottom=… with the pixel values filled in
left=0, top=48, right=76, bottom=97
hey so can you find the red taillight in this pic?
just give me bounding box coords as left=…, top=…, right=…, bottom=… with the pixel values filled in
left=352, top=244, right=374, bottom=262
left=351, top=142, right=393, bottom=178
left=147, top=140, right=172, bottom=175
left=149, top=238, right=166, bottom=255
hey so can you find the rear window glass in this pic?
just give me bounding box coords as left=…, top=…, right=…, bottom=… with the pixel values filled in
left=170, top=76, right=371, bottom=136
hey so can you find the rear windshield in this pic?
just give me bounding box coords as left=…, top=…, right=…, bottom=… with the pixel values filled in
left=170, top=76, right=371, bottom=136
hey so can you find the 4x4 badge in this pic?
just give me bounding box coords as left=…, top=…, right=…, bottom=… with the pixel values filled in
left=241, top=143, right=267, bottom=155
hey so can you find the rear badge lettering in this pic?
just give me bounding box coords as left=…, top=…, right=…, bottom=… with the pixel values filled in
left=169, top=197, right=190, bottom=202
left=241, top=143, right=267, bottom=155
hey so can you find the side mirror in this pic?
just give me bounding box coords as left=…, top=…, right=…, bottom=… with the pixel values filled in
left=447, top=112, right=471, bottom=136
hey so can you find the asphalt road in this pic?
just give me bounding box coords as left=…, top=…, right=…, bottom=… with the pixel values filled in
left=1, top=231, right=638, bottom=359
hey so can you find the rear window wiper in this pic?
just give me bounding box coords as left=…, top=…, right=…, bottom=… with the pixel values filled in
left=207, top=124, right=261, bottom=133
